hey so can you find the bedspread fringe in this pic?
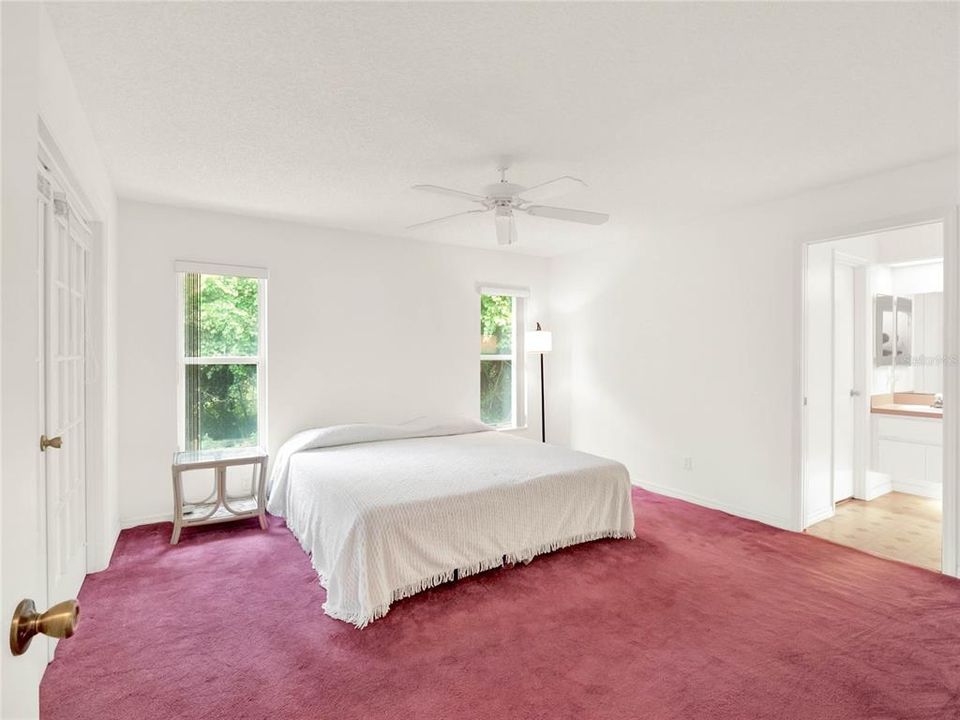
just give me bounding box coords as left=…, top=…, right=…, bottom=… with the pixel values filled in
left=324, top=527, right=636, bottom=629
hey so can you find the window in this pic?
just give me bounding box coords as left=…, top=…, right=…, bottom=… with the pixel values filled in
left=480, top=292, right=525, bottom=427
left=177, top=264, right=266, bottom=451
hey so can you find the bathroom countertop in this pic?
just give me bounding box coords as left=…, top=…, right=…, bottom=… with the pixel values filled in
left=870, top=403, right=943, bottom=419
left=870, top=393, right=942, bottom=419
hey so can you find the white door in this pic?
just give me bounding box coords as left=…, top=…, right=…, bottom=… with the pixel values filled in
left=833, top=262, right=856, bottom=502
left=44, top=191, right=89, bottom=612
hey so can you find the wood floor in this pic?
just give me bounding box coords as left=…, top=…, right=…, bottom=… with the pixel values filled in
left=806, top=492, right=941, bottom=571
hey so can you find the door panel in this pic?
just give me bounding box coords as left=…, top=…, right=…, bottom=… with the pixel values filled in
left=834, top=263, right=856, bottom=502
left=44, top=193, right=88, bottom=617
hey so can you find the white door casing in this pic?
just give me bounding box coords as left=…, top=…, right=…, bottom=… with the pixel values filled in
left=800, top=213, right=958, bottom=580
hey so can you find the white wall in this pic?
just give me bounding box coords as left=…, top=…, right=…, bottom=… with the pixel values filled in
left=913, top=291, right=944, bottom=394
left=116, top=200, right=550, bottom=526
left=892, top=261, right=943, bottom=295
left=1, top=5, right=117, bottom=718
left=548, top=155, right=958, bottom=531
left=877, top=222, right=944, bottom=264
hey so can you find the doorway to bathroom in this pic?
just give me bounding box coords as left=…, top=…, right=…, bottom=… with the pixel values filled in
left=801, top=219, right=953, bottom=573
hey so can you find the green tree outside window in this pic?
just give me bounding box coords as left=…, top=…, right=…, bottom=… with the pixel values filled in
left=480, top=294, right=514, bottom=425
left=184, top=273, right=261, bottom=450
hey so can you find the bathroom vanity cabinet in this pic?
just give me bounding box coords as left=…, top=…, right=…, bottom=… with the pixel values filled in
left=871, top=413, right=942, bottom=499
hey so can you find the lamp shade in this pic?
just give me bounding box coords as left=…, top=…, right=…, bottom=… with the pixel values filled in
left=526, top=328, right=553, bottom=353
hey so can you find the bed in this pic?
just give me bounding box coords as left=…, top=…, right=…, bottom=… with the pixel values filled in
left=266, top=416, right=635, bottom=627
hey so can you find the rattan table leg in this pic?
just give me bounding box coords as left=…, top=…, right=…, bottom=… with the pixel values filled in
left=170, top=465, right=183, bottom=545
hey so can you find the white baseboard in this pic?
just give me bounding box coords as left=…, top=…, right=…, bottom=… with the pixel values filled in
left=805, top=504, right=834, bottom=528
left=892, top=479, right=942, bottom=499
left=88, top=523, right=122, bottom=573
left=633, top=480, right=792, bottom=530
left=120, top=512, right=173, bottom=530
left=864, top=470, right=893, bottom=501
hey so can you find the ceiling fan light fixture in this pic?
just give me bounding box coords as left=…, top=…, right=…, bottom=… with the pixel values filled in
left=494, top=207, right=517, bottom=246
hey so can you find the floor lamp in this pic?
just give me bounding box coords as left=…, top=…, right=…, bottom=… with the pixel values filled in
left=526, top=322, right=553, bottom=443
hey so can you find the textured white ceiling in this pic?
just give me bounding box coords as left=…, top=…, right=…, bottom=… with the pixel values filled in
left=46, top=2, right=958, bottom=256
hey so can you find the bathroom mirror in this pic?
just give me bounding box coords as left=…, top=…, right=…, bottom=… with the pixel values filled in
left=895, top=296, right=912, bottom=366
left=875, top=294, right=913, bottom=367
left=875, top=294, right=894, bottom=366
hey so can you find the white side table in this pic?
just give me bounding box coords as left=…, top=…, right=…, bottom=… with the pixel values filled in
left=170, top=447, right=268, bottom=545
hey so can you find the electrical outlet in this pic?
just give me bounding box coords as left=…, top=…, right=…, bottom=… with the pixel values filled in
left=683, top=457, right=694, bottom=471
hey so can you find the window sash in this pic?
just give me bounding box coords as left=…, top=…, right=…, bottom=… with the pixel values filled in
left=176, top=270, right=267, bottom=452
left=480, top=294, right=526, bottom=429
left=175, top=260, right=268, bottom=279
left=476, top=284, right=530, bottom=298
left=184, top=356, right=259, bottom=365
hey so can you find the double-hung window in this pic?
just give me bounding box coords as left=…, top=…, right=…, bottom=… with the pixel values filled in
left=177, top=262, right=267, bottom=451
left=480, top=288, right=526, bottom=428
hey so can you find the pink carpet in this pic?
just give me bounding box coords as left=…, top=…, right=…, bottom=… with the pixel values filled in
left=41, top=488, right=960, bottom=719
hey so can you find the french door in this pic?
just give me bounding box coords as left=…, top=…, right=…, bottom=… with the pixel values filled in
left=39, top=174, right=90, bottom=617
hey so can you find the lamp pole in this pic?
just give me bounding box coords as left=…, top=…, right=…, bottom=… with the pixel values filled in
left=539, top=350, right=546, bottom=443
left=526, top=321, right=552, bottom=444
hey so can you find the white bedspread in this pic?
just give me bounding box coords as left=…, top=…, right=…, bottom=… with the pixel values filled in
left=267, top=418, right=635, bottom=627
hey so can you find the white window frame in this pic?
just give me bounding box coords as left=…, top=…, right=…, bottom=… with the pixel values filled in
left=175, top=262, right=268, bottom=452
left=479, top=286, right=527, bottom=430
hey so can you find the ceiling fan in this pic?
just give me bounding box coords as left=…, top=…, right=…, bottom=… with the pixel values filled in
left=407, top=168, right=609, bottom=246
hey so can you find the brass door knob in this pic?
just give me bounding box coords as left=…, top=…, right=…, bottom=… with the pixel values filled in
left=40, top=435, right=62, bottom=451
left=9, top=598, right=79, bottom=656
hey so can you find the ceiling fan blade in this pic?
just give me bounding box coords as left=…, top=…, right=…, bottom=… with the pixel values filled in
left=411, top=184, right=487, bottom=204
left=406, top=208, right=488, bottom=230
left=524, top=205, right=609, bottom=226
left=495, top=209, right=517, bottom=246
left=518, top=176, right=587, bottom=203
